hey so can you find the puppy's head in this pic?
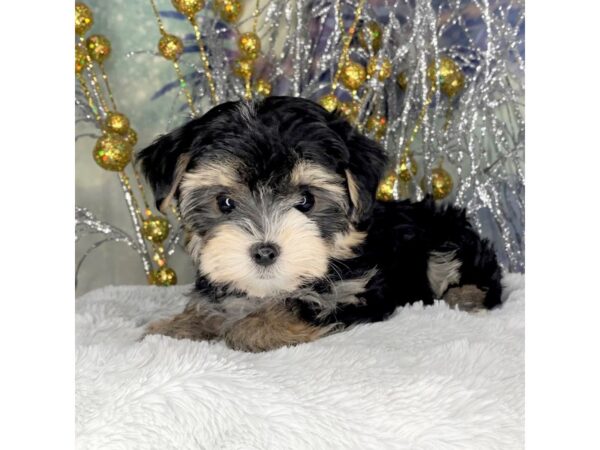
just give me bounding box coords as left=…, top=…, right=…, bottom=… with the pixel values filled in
left=138, top=97, right=386, bottom=297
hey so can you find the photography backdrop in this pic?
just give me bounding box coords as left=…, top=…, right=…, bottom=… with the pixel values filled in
left=76, top=0, right=524, bottom=296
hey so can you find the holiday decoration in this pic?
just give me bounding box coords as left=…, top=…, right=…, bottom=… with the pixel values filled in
left=358, top=21, right=382, bottom=53
left=367, top=57, right=392, bottom=81
left=76, top=0, right=525, bottom=290
left=93, top=133, right=132, bottom=172
left=142, top=216, right=170, bottom=243
left=171, top=0, right=204, bottom=18
left=158, top=33, right=184, bottom=61
left=104, top=112, right=130, bottom=135
left=75, top=2, right=93, bottom=35
left=238, top=32, right=261, bottom=60
left=421, top=166, right=454, bottom=200
left=340, top=61, right=367, bottom=91
left=149, top=266, right=178, bottom=286
left=215, top=0, right=242, bottom=23
left=85, top=34, right=111, bottom=63
left=254, top=78, right=272, bottom=97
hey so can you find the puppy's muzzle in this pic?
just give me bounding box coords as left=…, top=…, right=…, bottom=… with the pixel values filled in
left=250, top=242, right=280, bottom=267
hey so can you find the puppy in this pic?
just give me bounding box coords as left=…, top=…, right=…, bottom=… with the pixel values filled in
left=138, top=96, right=503, bottom=352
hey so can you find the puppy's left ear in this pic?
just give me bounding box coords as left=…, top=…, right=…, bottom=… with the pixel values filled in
left=330, top=119, right=388, bottom=226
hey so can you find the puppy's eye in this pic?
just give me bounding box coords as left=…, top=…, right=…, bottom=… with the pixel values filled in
left=217, top=195, right=235, bottom=214
left=295, top=191, right=315, bottom=213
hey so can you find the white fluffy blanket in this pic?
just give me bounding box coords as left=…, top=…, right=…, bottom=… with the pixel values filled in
left=76, top=274, right=524, bottom=450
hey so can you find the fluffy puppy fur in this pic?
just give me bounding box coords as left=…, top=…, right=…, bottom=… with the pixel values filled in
left=138, top=96, right=503, bottom=352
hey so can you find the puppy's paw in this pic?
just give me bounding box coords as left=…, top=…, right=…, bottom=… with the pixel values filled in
left=223, top=303, right=333, bottom=352
left=141, top=308, right=225, bottom=341
left=443, top=284, right=487, bottom=312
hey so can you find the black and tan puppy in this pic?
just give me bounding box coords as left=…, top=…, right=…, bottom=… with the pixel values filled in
left=138, top=96, right=503, bottom=352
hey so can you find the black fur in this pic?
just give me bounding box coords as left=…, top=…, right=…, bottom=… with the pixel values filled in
left=138, top=96, right=503, bottom=336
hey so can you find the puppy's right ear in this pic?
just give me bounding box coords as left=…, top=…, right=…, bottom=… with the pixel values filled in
left=136, top=126, right=194, bottom=213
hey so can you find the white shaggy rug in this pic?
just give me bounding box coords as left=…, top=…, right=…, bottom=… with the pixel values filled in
left=76, top=274, right=524, bottom=450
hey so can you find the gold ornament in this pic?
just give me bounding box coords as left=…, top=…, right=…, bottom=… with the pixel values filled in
left=75, top=3, right=94, bottom=35
left=421, top=167, right=454, bottom=200
left=158, top=33, right=184, bottom=61
left=397, top=152, right=418, bottom=182
left=142, top=217, right=170, bottom=243
left=149, top=266, right=178, bottom=286
left=358, top=21, right=383, bottom=53
left=215, top=0, right=242, bottom=23
left=397, top=71, right=408, bottom=90
left=367, top=58, right=392, bottom=81
left=338, top=100, right=360, bottom=123
left=340, top=61, right=367, bottom=91
left=171, top=0, right=205, bottom=18
left=124, top=128, right=138, bottom=146
left=376, top=172, right=398, bottom=201
left=75, top=45, right=88, bottom=74
left=318, top=93, right=339, bottom=112
left=104, top=112, right=130, bottom=135
left=85, top=35, right=111, bottom=64
left=238, top=32, right=261, bottom=60
left=93, top=133, right=132, bottom=172
left=366, top=114, right=387, bottom=141
left=427, top=57, right=465, bottom=98
left=255, top=79, right=272, bottom=97
left=233, top=58, right=254, bottom=79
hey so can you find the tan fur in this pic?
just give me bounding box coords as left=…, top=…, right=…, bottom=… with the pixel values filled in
left=443, top=285, right=487, bottom=312
left=223, top=302, right=335, bottom=352
left=159, top=153, right=191, bottom=213
left=290, top=161, right=346, bottom=197
left=330, top=227, right=367, bottom=259
left=345, top=170, right=362, bottom=221
left=199, top=209, right=329, bottom=297
left=144, top=304, right=225, bottom=341
left=180, top=161, right=240, bottom=192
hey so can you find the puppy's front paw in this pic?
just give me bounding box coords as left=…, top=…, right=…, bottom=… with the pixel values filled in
left=142, top=307, right=225, bottom=341
left=443, top=284, right=487, bottom=312
left=223, top=303, right=332, bottom=352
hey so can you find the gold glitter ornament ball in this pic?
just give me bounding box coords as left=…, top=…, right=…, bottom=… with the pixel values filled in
left=338, top=101, right=360, bottom=123
left=158, top=33, right=184, bottom=61
left=104, top=112, right=130, bottom=135
left=376, top=172, right=398, bottom=201
left=86, top=35, right=111, bottom=64
left=340, top=61, right=367, bottom=91
left=142, top=217, right=170, bottom=243
left=421, top=167, right=454, bottom=200
left=366, top=114, right=387, bottom=141
left=149, top=266, right=178, bottom=286
left=171, top=0, right=205, bottom=18
left=367, top=58, right=392, bottom=81
left=234, top=58, right=254, bottom=79
left=427, top=57, right=465, bottom=98
left=75, top=45, right=88, bottom=74
left=358, top=21, right=383, bottom=53
left=397, top=152, right=418, bottom=182
left=75, top=3, right=93, bottom=35
left=215, top=0, right=242, bottom=23
left=124, top=128, right=138, bottom=146
left=93, top=133, right=132, bottom=172
left=397, top=72, right=408, bottom=90
left=318, top=93, right=339, bottom=112
left=255, top=79, right=272, bottom=97
left=239, top=32, right=261, bottom=60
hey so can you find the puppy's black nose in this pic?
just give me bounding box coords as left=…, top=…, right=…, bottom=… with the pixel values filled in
left=250, top=242, right=280, bottom=266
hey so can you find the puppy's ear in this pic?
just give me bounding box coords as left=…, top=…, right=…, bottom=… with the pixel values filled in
left=137, top=101, right=240, bottom=213
left=329, top=119, right=388, bottom=226
left=136, top=125, right=194, bottom=213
